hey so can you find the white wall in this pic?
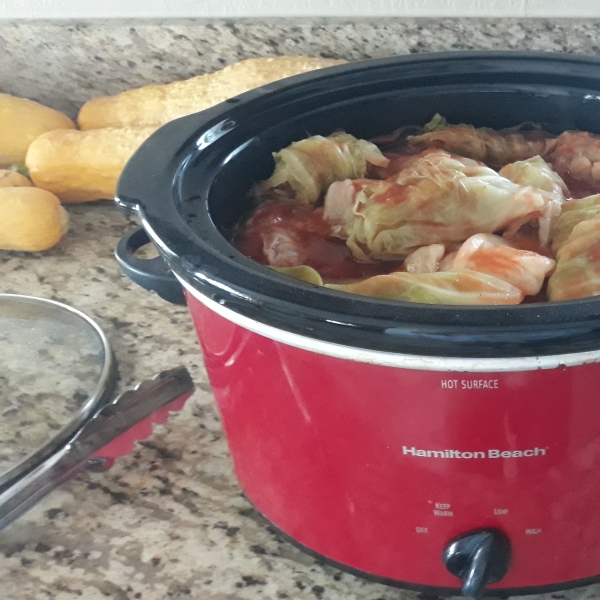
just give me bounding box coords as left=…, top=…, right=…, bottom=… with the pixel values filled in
left=0, top=0, right=598, bottom=19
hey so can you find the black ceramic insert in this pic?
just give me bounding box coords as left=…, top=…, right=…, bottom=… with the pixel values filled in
left=117, top=52, right=600, bottom=359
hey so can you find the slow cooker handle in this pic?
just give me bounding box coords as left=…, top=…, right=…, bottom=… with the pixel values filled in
left=115, top=226, right=186, bottom=305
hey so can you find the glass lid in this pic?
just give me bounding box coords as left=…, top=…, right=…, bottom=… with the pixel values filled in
left=0, top=294, right=116, bottom=488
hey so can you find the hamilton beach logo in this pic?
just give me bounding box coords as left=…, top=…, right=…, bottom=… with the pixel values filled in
left=403, top=446, right=547, bottom=459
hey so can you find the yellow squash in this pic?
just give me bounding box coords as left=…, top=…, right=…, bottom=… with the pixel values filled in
left=0, top=94, right=75, bottom=167
left=0, top=187, right=69, bottom=251
left=25, top=127, right=156, bottom=202
left=78, top=56, right=346, bottom=129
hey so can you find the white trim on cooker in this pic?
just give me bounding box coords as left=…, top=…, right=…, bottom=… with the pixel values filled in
left=179, top=277, right=600, bottom=372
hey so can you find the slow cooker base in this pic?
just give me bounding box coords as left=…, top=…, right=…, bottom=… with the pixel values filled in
left=115, top=52, right=600, bottom=596
left=189, top=297, right=600, bottom=592
left=244, top=494, right=600, bottom=597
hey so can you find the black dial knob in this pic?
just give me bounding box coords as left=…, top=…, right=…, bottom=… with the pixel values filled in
left=443, top=529, right=511, bottom=598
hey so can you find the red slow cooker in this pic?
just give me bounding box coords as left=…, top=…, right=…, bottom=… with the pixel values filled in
left=115, top=52, right=600, bottom=597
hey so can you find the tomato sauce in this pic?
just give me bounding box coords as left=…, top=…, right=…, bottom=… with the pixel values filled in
left=235, top=200, right=402, bottom=282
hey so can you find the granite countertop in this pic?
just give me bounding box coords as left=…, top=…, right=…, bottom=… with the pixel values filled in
left=2, top=17, right=600, bottom=600
left=3, top=18, right=600, bottom=117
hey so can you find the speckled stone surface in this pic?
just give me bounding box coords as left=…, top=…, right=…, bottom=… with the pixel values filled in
left=1, top=18, right=600, bottom=117
left=3, top=17, right=600, bottom=600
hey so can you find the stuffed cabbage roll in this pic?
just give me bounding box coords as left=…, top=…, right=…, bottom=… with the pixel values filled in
left=551, top=194, right=600, bottom=253
left=261, top=227, right=308, bottom=267
left=548, top=218, right=600, bottom=301
left=453, top=234, right=555, bottom=296
left=547, top=132, right=600, bottom=196
left=327, top=269, right=523, bottom=305
left=407, top=115, right=555, bottom=166
left=323, top=178, right=375, bottom=228
left=271, top=265, right=324, bottom=285
left=403, top=243, right=446, bottom=273
left=344, top=150, right=548, bottom=260
left=439, top=251, right=458, bottom=271
left=257, top=132, right=389, bottom=204
left=373, top=149, right=443, bottom=179
left=499, top=156, right=568, bottom=197
left=499, top=156, right=568, bottom=246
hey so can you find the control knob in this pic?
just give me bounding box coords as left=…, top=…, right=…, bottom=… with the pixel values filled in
left=443, top=529, right=511, bottom=598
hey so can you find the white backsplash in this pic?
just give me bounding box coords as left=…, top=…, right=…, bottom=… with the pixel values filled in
left=0, top=0, right=598, bottom=18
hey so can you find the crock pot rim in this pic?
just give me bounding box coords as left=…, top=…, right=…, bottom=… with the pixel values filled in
left=117, top=51, right=600, bottom=358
